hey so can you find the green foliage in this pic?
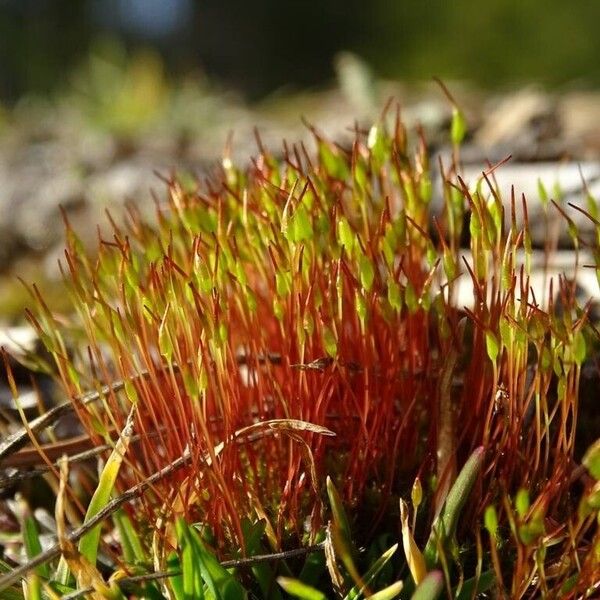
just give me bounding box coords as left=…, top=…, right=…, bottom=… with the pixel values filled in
left=278, top=577, right=326, bottom=600
left=424, top=448, right=485, bottom=567
left=583, top=439, right=600, bottom=480
left=174, top=519, right=248, bottom=600
left=78, top=407, right=136, bottom=568
left=410, top=571, right=443, bottom=600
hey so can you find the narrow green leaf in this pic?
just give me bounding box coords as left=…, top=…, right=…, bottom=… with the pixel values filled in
left=410, top=571, right=443, bottom=600
left=424, top=447, right=484, bottom=567
left=451, top=108, right=467, bottom=146
left=298, top=532, right=327, bottom=587
left=583, top=439, right=600, bottom=480
left=277, top=577, right=326, bottom=600
left=537, top=178, right=549, bottom=209
left=369, top=580, right=403, bottom=600
left=241, top=519, right=282, bottom=600
left=455, top=570, right=495, bottom=600
left=286, top=204, right=313, bottom=242
left=275, top=271, right=292, bottom=297
left=167, top=552, right=186, bottom=600
left=483, top=506, right=498, bottom=540
left=485, top=331, right=499, bottom=363
left=387, top=280, right=402, bottom=312
left=113, top=509, right=145, bottom=564
left=323, top=326, right=338, bottom=357
left=78, top=406, right=136, bottom=567
left=359, top=254, right=375, bottom=292
left=338, top=217, right=355, bottom=252
left=178, top=519, right=247, bottom=600
left=344, top=544, right=398, bottom=600
left=326, top=477, right=353, bottom=554
left=22, top=513, right=49, bottom=579
left=405, top=282, right=418, bottom=314
left=573, top=331, right=586, bottom=366
left=515, top=489, right=530, bottom=518
left=327, top=477, right=360, bottom=583
left=25, top=572, right=41, bottom=600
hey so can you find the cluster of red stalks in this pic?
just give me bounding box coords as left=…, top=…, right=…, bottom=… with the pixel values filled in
left=21, top=104, right=600, bottom=594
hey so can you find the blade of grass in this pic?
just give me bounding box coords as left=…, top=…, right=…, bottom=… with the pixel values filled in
left=20, top=508, right=49, bottom=580
left=368, top=580, right=403, bottom=600
left=410, top=571, right=443, bottom=600
left=424, top=447, right=484, bottom=567
left=78, top=405, right=136, bottom=567
left=277, top=577, right=326, bottom=600
left=344, top=543, right=398, bottom=600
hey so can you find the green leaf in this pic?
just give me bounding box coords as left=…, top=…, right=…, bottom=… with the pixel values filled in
left=123, top=378, right=138, bottom=403
left=22, top=513, right=49, bottom=579
left=326, top=477, right=352, bottom=551
left=518, top=514, right=545, bottom=545
left=515, top=489, right=530, bottom=518
left=323, top=326, right=338, bottom=357
left=320, top=142, right=350, bottom=180
left=298, top=532, right=327, bottom=587
left=275, top=271, right=292, bottom=297
left=288, top=204, right=313, bottom=242
left=356, top=291, right=367, bottom=323
left=338, top=217, right=355, bottom=252
left=344, top=544, right=398, bottom=600
left=277, top=577, right=326, bottom=600
left=582, top=439, right=600, bottom=480
left=455, top=570, right=495, bottom=600
left=451, top=108, right=467, bottom=146
left=113, top=509, right=145, bottom=564
left=158, top=311, right=173, bottom=361
left=241, top=519, right=282, bottom=600
left=537, top=178, right=549, bottom=209
left=78, top=406, right=136, bottom=567
left=359, top=254, right=375, bottom=292
left=25, top=573, right=41, bottom=600
left=167, top=552, right=186, bottom=600
left=410, top=571, right=443, bottom=600
left=485, top=331, right=499, bottom=364
left=424, top=447, right=484, bottom=567
left=327, top=476, right=360, bottom=582
left=177, top=519, right=247, bottom=600
left=369, top=581, right=403, bottom=600
left=404, top=282, right=418, bottom=314
left=387, top=281, right=402, bottom=312
left=180, top=529, right=204, bottom=600
left=573, top=331, right=586, bottom=366
left=483, top=505, right=498, bottom=540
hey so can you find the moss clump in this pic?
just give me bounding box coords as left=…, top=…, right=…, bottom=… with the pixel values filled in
left=3, top=102, right=600, bottom=598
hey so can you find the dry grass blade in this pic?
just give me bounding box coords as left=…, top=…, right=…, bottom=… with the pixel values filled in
left=324, top=524, right=346, bottom=596
left=55, top=458, right=123, bottom=599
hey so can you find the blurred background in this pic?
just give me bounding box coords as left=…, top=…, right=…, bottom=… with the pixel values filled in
left=3, top=0, right=600, bottom=100
left=1, top=0, right=600, bottom=329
